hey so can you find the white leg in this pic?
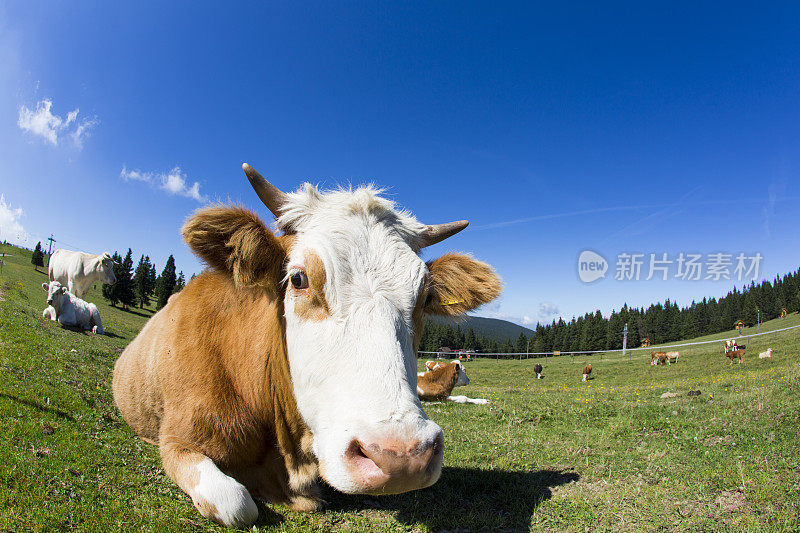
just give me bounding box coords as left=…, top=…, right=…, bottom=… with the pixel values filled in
left=447, top=395, right=489, bottom=405
left=161, top=441, right=258, bottom=528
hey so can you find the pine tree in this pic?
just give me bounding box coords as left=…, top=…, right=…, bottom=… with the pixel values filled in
left=31, top=242, right=44, bottom=270
left=516, top=332, right=528, bottom=354
left=133, top=255, right=153, bottom=309
left=118, top=249, right=136, bottom=310
left=173, top=271, right=186, bottom=293
left=156, top=255, right=177, bottom=309
left=102, top=252, right=124, bottom=307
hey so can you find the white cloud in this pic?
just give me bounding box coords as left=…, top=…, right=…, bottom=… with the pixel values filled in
left=538, top=302, right=560, bottom=319
left=17, top=98, right=98, bottom=149
left=120, top=165, right=207, bottom=202
left=0, top=194, right=30, bottom=247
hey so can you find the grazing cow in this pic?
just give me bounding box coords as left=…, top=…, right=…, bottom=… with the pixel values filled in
left=416, top=361, right=488, bottom=404
left=112, top=164, right=502, bottom=527
left=651, top=351, right=667, bottom=366
left=49, top=249, right=116, bottom=298
left=533, top=363, right=543, bottom=379
left=725, top=349, right=745, bottom=365
left=41, top=281, right=103, bottom=334
left=758, top=348, right=772, bottom=359
left=665, top=351, right=679, bottom=365
left=582, top=364, right=592, bottom=381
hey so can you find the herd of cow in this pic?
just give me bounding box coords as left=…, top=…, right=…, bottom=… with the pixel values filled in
left=649, top=339, right=774, bottom=367
left=29, top=164, right=780, bottom=527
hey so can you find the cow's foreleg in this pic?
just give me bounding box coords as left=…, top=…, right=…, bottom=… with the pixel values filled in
left=160, top=437, right=258, bottom=527
left=447, top=395, right=489, bottom=405
left=90, top=307, right=103, bottom=335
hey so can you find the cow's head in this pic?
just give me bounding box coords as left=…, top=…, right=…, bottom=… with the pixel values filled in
left=182, top=164, right=501, bottom=496
left=96, top=252, right=117, bottom=285
left=450, top=360, right=470, bottom=387
left=42, top=281, right=67, bottom=309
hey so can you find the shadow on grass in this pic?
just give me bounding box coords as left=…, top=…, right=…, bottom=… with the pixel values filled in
left=325, top=466, right=579, bottom=531
left=0, top=392, right=76, bottom=421
left=110, top=307, right=155, bottom=319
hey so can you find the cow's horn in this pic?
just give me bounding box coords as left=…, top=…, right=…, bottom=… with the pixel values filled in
left=242, top=163, right=288, bottom=218
left=420, top=220, right=469, bottom=247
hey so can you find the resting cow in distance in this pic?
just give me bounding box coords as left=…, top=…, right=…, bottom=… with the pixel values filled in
left=42, top=281, right=103, bottom=334
left=49, top=249, right=116, bottom=298
left=112, top=164, right=502, bottom=527
left=416, top=360, right=487, bottom=404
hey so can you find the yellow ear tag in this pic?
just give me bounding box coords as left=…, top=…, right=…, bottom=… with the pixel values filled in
left=441, top=299, right=463, bottom=306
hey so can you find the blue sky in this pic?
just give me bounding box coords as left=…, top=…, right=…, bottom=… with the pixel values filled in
left=1, top=2, right=798, bottom=327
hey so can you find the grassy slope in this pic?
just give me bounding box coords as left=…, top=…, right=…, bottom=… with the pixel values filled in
left=2, top=243, right=799, bottom=532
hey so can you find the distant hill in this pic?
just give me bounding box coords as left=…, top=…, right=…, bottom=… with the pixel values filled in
left=430, top=315, right=534, bottom=343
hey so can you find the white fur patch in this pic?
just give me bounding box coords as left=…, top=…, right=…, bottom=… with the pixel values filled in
left=194, top=458, right=258, bottom=527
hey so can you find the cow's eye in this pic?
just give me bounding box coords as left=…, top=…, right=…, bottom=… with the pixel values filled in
left=290, top=272, right=308, bottom=290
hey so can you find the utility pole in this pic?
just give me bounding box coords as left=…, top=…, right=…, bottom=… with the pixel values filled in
left=46, top=234, right=55, bottom=267
left=622, top=322, right=629, bottom=359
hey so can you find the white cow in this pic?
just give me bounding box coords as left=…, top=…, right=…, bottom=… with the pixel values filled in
left=758, top=348, right=772, bottom=359
left=42, top=281, right=103, bottom=334
left=48, top=249, right=116, bottom=298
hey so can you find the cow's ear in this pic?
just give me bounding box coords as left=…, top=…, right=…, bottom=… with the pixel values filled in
left=60, top=286, right=68, bottom=294
left=425, top=253, right=501, bottom=316
left=182, top=205, right=287, bottom=296
left=41, top=283, right=48, bottom=291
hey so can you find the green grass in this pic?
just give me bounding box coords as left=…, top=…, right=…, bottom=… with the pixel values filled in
left=2, top=242, right=799, bottom=532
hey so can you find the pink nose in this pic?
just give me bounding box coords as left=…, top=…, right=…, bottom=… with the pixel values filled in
left=344, top=432, right=443, bottom=494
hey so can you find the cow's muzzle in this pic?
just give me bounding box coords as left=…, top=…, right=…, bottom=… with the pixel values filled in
left=343, top=431, right=443, bottom=494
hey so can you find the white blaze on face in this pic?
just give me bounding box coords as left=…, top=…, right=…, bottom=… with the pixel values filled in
left=42, top=281, right=67, bottom=307
left=279, top=187, right=442, bottom=494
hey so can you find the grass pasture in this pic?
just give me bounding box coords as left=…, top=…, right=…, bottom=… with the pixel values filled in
left=2, top=242, right=800, bottom=532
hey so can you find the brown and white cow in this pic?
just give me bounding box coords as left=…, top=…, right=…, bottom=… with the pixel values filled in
left=725, top=348, right=745, bottom=365
left=665, top=351, right=679, bottom=365
left=416, top=361, right=487, bottom=404
left=112, top=164, right=502, bottom=527
left=651, top=351, right=667, bottom=366
left=582, top=364, right=592, bottom=381
left=533, top=363, right=543, bottom=379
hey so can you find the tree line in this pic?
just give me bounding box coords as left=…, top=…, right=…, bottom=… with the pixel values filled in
left=420, top=266, right=800, bottom=357
left=102, top=250, right=187, bottom=310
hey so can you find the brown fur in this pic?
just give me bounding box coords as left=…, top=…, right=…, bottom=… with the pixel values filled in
left=114, top=207, right=321, bottom=520
left=583, top=364, right=592, bottom=375
left=181, top=205, right=286, bottom=299
left=417, top=362, right=461, bottom=401
left=425, top=253, right=501, bottom=316
left=726, top=349, right=744, bottom=365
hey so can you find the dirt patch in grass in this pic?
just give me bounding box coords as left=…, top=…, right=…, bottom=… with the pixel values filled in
left=715, top=489, right=745, bottom=512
